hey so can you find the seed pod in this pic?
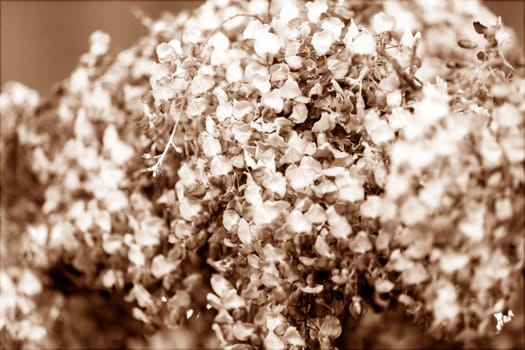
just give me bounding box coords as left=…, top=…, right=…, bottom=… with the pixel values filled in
left=457, top=39, right=478, bottom=49
left=473, top=21, right=488, bottom=34
left=348, top=295, right=366, bottom=320
left=477, top=51, right=489, bottom=61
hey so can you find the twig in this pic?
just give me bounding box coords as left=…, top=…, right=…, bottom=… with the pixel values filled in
left=201, top=13, right=265, bottom=50
left=144, top=111, right=180, bottom=177
left=377, top=45, right=422, bottom=91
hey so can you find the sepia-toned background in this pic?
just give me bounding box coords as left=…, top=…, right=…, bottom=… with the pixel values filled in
left=0, top=1, right=524, bottom=95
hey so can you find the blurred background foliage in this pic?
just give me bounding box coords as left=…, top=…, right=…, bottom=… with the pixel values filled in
left=0, top=1, right=523, bottom=95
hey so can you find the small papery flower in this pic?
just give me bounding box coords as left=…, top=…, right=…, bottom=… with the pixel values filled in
left=459, top=204, right=485, bottom=241
left=344, top=19, right=359, bottom=45
left=186, top=96, right=207, bottom=118
left=335, top=172, right=364, bottom=202
left=399, top=28, right=421, bottom=48
left=262, top=89, right=284, bottom=113
left=103, top=124, right=134, bottom=166
left=265, top=330, right=286, bottom=350
left=279, top=3, right=299, bottom=23
left=494, top=22, right=511, bottom=46
left=224, top=291, right=245, bottom=310
left=89, top=30, right=111, bottom=57
left=223, top=209, right=241, bottom=231
left=414, top=86, right=450, bottom=126
left=285, top=156, right=322, bottom=190
left=237, top=218, right=253, bottom=244
left=479, top=128, right=503, bottom=168
left=226, top=60, right=244, bottom=83
left=349, top=231, right=373, bottom=254
left=167, top=39, right=183, bottom=55
left=327, top=57, right=349, bottom=80
left=499, top=129, right=525, bottom=163
left=314, top=235, right=335, bottom=258
left=312, top=30, right=334, bottom=56
left=182, top=25, right=204, bottom=44
left=386, top=90, right=402, bottom=107
left=18, top=270, right=42, bottom=296
left=232, top=122, right=252, bottom=145
left=233, top=322, right=256, bottom=342
left=347, top=31, right=377, bottom=56
left=305, top=203, right=327, bottom=224
left=243, top=19, right=264, bottom=40
left=371, top=12, right=396, bottom=34
left=439, top=252, right=470, bottom=274
left=360, top=195, right=382, bottom=218
left=432, top=281, right=460, bottom=324
left=27, top=225, right=48, bottom=246
left=495, top=198, right=513, bottom=221
left=209, top=31, right=230, bottom=51
left=388, top=249, right=415, bottom=272
left=270, top=63, right=290, bottom=83
left=283, top=326, right=305, bottom=346
left=326, top=206, right=352, bottom=239
left=103, top=234, right=122, bottom=254
left=309, top=82, right=323, bottom=97
left=286, top=209, right=312, bottom=233
left=233, top=100, right=254, bottom=120
left=266, top=311, right=287, bottom=332
left=301, top=284, right=324, bottom=293
left=151, top=255, right=178, bottom=278
left=402, top=263, right=429, bottom=285
left=494, top=103, right=522, bottom=129
left=375, top=279, right=394, bottom=293
left=252, top=200, right=289, bottom=226
left=400, top=196, right=427, bottom=226
left=306, top=0, right=328, bottom=23
left=156, top=43, right=177, bottom=63
left=279, top=78, right=302, bottom=99
left=319, top=315, right=342, bottom=339
left=289, top=102, right=308, bottom=123
left=254, top=30, right=281, bottom=58
left=202, top=132, right=222, bottom=158
left=312, top=112, right=337, bottom=133
left=418, top=179, right=445, bottom=209
left=179, top=197, right=202, bottom=221
left=262, top=171, right=287, bottom=197
left=252, top=73, right=272, bottom=94
left=190, top=74, right=216, bottom=96
left=245, top=174, right=263, bottom=205
left=210, top=155, right=233, bottom=176
left=283, top=41, right=302, bottom=64
left=128, top=244, right=146, bottom=266
left=210, top=274, right=233, bottom=299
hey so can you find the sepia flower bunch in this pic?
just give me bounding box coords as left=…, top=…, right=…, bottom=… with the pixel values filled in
left=1, top=0, right=523, bottom=349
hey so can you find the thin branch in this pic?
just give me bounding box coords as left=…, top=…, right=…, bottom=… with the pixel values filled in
left=201, top=13, right=265, bottom=50
left=377, top=45, right=422, bottom=91
left=144, top=112, right=180, bottom=177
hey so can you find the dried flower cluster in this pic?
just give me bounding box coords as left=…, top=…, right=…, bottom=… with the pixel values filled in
left=1, top=0, right=523, bottom=349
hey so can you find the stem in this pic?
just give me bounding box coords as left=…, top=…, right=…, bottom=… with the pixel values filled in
left=377, top=45, right=422, bottom=91
left=147, top=112, right=180, bottom=177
